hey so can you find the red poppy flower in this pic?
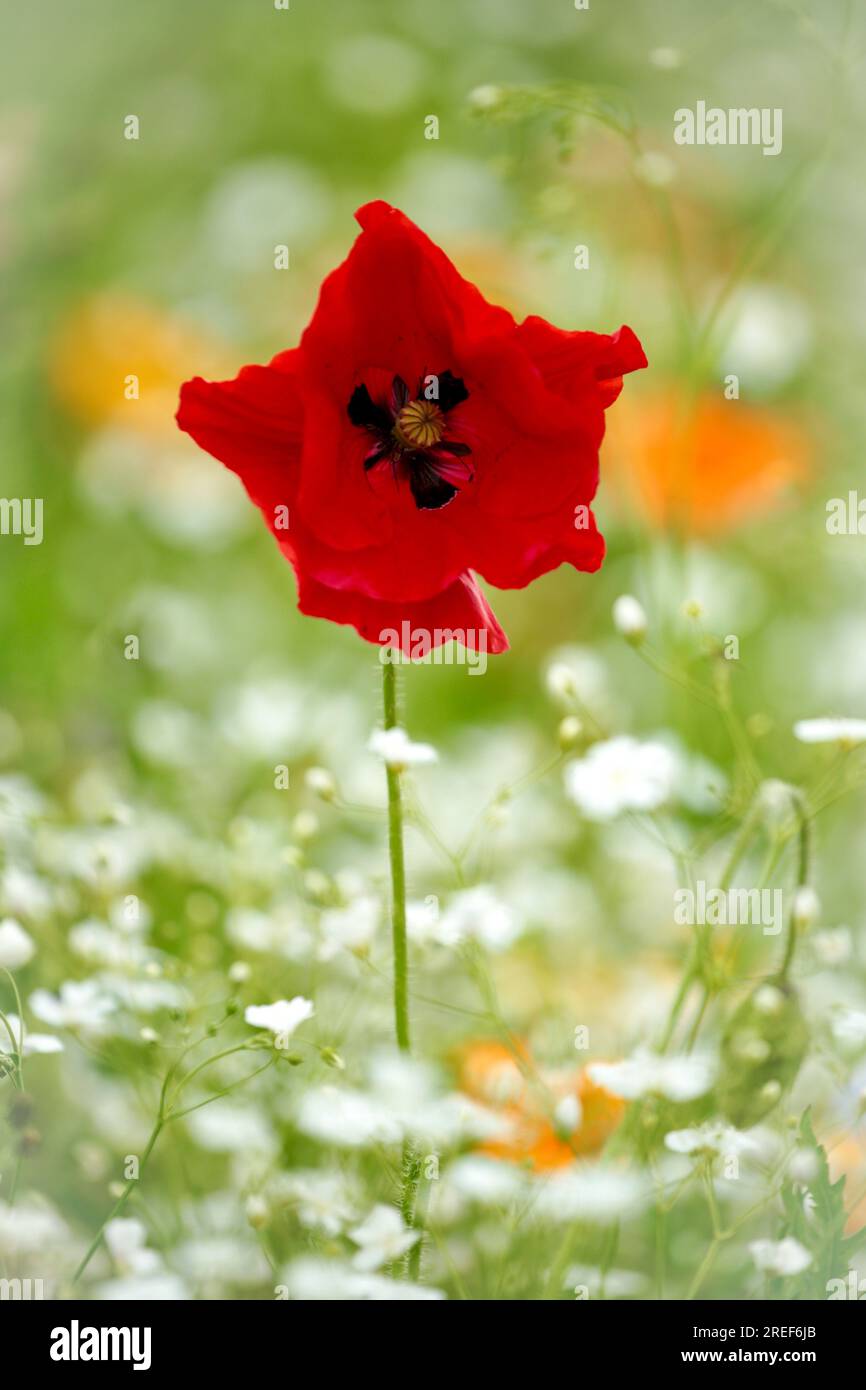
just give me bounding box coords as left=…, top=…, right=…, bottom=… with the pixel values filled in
left=177, top=201, right=645, bottom=654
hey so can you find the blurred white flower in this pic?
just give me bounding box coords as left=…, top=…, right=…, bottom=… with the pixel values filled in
left=589, top=1050, right=716, bottom=1102
left=406, top=897, right=457, bottom=947
left=446, top=1155, right=526, bottom=1205
left=297, top=1050, right=503, bottom=1151
left=349, top=1204, right=418, bottom=1272
left=185, top=1104, right=276, bottom=1156
left=1, top=865, right=53, bottom=920
left=297, top=1085, right=401, bottom=1148
left=749, top=1236, right=811, bottom=1277
left=226, top=906, right=312, bottom=961
left=368, top=727, right=437, bottom=768
left=791, top=886, right=820, bottom=930
left=534, top=1166, right=649, bottom=1224
left=832, top=1009, right=866, bottom=1048
left=97, top=1274, right=189, bottom=1300
left=281, top=1255, right=444, bottom=1300
left=565, top=737, right=677, bottom=820
left=204, top=157, right=331, bottom=269
left=664, top=1120, right=757, bottom=1158
left=0, top=917, right=35, bottom=969
left=794, top=718, right=866, bottom=746
left=612, top=594, right=648, bottom=643
left=717, top=283, right=811, bottom=393
left=105, top=1218, right=161, bottom=1276
left=30, top=980, right=116, bottom=1034
left=304, top=767, right=336, bottom=800
left=0, top=1199, right=70, bottom=1256
left=325, top=35, right=424, bottom=115
left=812, top=927, right=852, bottom=966
left=272, top=1170, right=358, bottom=1236
left=244, top=996, right=314, bottom=1039
left=649, top=47, right=682, bottom=69
left=0, top=1012, right=63, bottom=1056
left=319, top=898, right=379, bottom=960
left=437, top=886, right=519, bottom=952
left=544, top=646, right=609, bottom=711
left=218, top=679, right=306, bottom=759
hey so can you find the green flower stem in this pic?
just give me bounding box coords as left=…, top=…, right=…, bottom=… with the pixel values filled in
left=780, top=810, right=812, bottom=979
left=382, top=655, right=410, bottom=1054
left=72, top=1114, right=163, bottom=1285
left=381, top=654, right=422, bottom=1273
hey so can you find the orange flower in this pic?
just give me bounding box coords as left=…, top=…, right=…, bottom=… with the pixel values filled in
left=826, top=1133, right=866, bottom=1235
left=458, top=1039, right=626, bottom=1171
left=604, top=388, right=808, bottom=534
left=49, top=294, right=231, bottom=438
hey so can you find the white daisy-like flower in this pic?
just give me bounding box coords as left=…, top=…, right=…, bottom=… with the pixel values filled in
left=0, top=1012, right=63, bottom=1056
left=244, top=996, right=314, bottom=1041
left=664, top=1120, right=757, bottom=1158
left=437, top=886, right=519, bottom=952
left=349, top=1204, right=418, bottom=1272
left=588, top=1049, right=716, bottom=1103
left=749, top=1236, right=811, bottom=1277
left=565, top=736, right=677, bottom=820
left=272, top=1169, right=358, bottom=1236
left=367, top=726, right=437, bottom=768
left=0, top=917, right=35, bottom=970
left=29, top=980, right=116, bottom=1034
left=793, top=718, right=866, bottom=747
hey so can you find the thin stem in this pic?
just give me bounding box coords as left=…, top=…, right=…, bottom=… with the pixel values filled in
left=382, top=655, right=410, bottom=1054
left=72, top=1115, right=163, bottom=1284
left=780, top=810, right=812, bottom=978
left=381, top=654, right=420, bottom=1274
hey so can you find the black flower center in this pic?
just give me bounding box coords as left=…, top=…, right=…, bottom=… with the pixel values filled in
left=347, top=371, right=473, bottom=511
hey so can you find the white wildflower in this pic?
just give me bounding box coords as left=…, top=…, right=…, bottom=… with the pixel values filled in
left=319, top=898, right=379, bottom=960
left=749, top=1237, right=811, bottom=1277
left=565, top=737, right=677, bottom=820
left=612, top=594, right=648, bottom=643
left=30, top=980, right=116, bottom=1034
left=437, top=885, right=519, bottom=952
left=0, top=1013, right=63, bottom=1056
left=0, top=918, right=35, bottom=970
left=794, top=718, right=866, bottom=747
left=367, top=726, right=437, bottom=768
left=244, top=996, right=314, bottom=1041
left=349, top=1204, right=418, bottom=1272
left=588, top=1049, right=716, bottom=1102
left=534, top=1166, right=648, bottom=1224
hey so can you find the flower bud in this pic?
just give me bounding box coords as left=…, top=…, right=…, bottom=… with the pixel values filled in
left=304, top=767, right=336, bottom=802
left=612, top=594, right=648, bottom=644
left=557, top=715, right=584, bottom=750
left=718, top=977, right=808, bottom=1128
left=792, top=886, right=820, bottom=931
left=245, top=1194, right=269, bottom=1230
